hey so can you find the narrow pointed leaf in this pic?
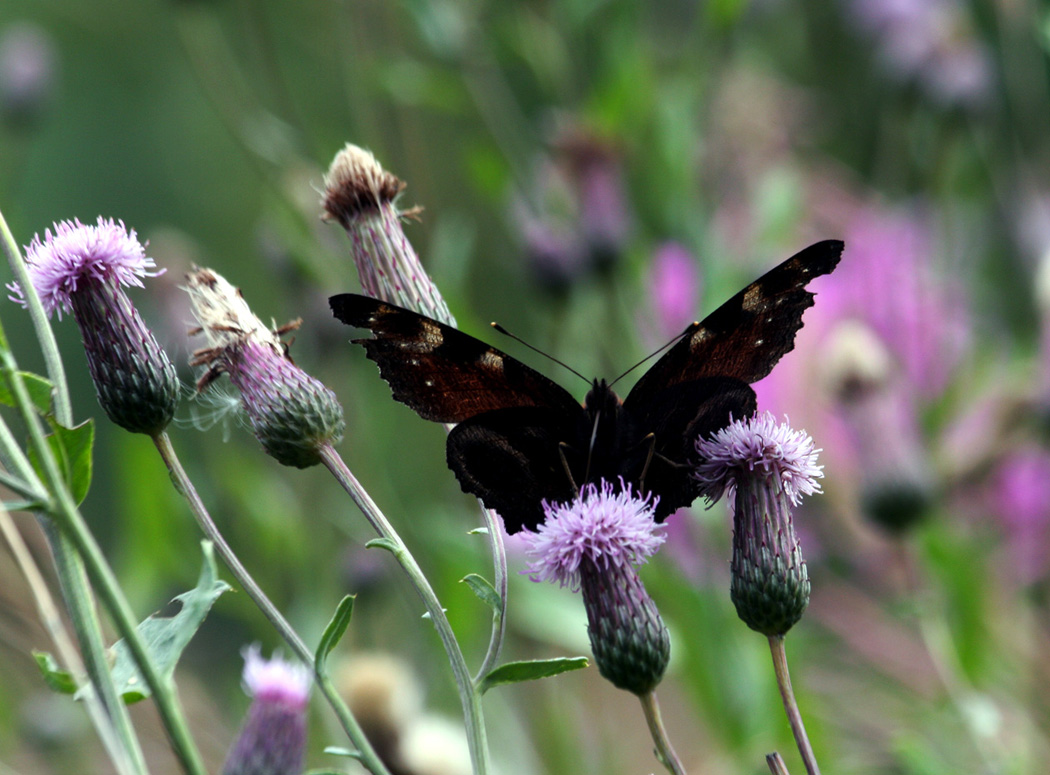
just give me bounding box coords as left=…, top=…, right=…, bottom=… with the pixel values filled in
left=316, top=595, right=354, bottom=673
left=461, top=573, right=501, bottom=613
left=479, top=656, right=589, bottom=694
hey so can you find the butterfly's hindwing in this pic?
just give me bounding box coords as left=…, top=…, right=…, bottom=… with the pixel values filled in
left=446, top=407, right=583, bottom=533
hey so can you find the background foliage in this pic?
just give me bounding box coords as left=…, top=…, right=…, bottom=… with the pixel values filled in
left=2, top=0, right=1050, bottom=773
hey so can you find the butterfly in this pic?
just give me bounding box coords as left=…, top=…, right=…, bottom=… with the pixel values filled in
left=330, top=239, right=842, bottom=534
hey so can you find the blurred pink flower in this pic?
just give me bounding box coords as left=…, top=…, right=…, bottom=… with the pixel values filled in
left=988, top=447, right=1050, bottom=584
left=648, top=242, right=701, bottom=340
left=846, top=0, right=992, bottom=107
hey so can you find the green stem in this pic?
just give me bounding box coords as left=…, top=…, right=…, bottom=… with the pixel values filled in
left=768, top=635, right=820, bottom=775
left=638, top=691, right=687, bottom=775
left=151, top=431, right=392, bottom=775
left=319, top=444, right=491, bottom=775
left=0, top=346, right=205, bottom=775
left=474, top=503, right=507, bottom=681
left=0, top=209, right=72, bottom=423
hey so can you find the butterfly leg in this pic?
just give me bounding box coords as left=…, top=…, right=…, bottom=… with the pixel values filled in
left=558, top=442, right=580, bottom=492
left=637, top=433, right=656, bottom=489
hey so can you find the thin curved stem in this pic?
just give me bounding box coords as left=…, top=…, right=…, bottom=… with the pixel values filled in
left=152, top=431, right=392, bottom=775
left=768, top=635, right=820, bottom=775
left=319, top=444, right=491, bottom=775
left=639, top=691, right=687, bottom=775
left=473, top=503, right=508, bottom=681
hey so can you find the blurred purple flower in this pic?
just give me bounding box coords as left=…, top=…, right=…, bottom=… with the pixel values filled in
left=988, top=447, right=1050, bottom=585
left=648, top=242, right=701, bottom=341
left=223, top=646, right=310, bottom=775
left=846, top=0, right=992, bottom=107
left=0, top=21, right=57, bottom=123
left=512, top=128, right=633, bottom=292
left=825, top=206, right=969, bottom=399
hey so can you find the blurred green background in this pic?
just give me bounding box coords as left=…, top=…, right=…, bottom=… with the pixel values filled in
left=2, top=0, right=1050, bottom=773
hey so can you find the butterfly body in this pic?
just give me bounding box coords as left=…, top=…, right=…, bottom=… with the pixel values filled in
left=331, top=239, right=843, bottom=533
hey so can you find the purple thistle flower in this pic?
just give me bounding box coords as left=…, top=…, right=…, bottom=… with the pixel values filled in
left=223, top=645, right=311, bottom=775
left=185, top=268, right=344, bottom=468
left=696, top=413, right=822, bottom=636
left=9, top=217, right=163, bottom=317
left=8, top=217, right=179, bottom=434
left=322, top=144, right=455, bottom=326
left=521, top=481, right=669, bottom=695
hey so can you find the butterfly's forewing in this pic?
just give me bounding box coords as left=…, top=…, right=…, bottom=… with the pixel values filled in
left=624, top=239, right=843, bottom=409
left=622, top=240, right=843, bottom=515
left=447, top=406, right=582, bottom=533
left=329, top=294, right=582, bottom=422
left=330, top=294, right=587, bottom=528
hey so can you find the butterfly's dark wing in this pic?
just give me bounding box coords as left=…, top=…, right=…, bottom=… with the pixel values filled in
left=329, top=294, right=582, bottom=422
left=446, top=407, right=582, bottom=533
left=622, top=240, right=843, bottom=514
left=625, top=240, right=843, bottom=407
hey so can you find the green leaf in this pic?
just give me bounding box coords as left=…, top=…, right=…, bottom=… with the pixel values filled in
left=478, top=657, right=589, bottom=694
left=33, top=651, right=78, bottom=695
left=28, top=419, right=95, bottom=506
left=365, top=537, right=400, bottom=555
left=316, top=595, right=354, bottom=673
left=110, top=542, right=230, bottom=703
left=0, top=371, right=54, bottom=413
left=322, top=746, right=364, bottom=760
left=461, top=573, right=501, bottom=613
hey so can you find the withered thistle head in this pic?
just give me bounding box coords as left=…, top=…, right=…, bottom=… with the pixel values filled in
left=322, top=143, right=455, bottom=325
left=185, top=267, right=344, bottom=468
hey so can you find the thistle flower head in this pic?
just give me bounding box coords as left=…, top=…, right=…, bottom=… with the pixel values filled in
left=695, top=411, right=823, bottom=507
left=9, top=217, right=162, bottom=319
left=186, top=267, right=344, bottom=468
left=520, top=480, right=666, bottom=589
left=521, top=481, right=669, bottom=695
left=8, top=217, right=178, bottom=434
left=223, top=646, right=310, bottom=775
left=322, top=143, right=455, bottom=326
left=695, top=413, right=821, bottom=637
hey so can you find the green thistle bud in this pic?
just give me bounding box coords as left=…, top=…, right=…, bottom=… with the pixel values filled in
left=696, top=413, right=824, bottom=637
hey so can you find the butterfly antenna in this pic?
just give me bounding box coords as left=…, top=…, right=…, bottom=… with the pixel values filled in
left=608, top=322, right=700, bottom=388
left=490, top=322, right=590, bottom=385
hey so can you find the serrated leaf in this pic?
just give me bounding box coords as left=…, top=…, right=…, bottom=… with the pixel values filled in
left=461, top=573, right=501, bottom=613
left=479, top=657, right=589, bottom=694
left=0, top=371, right=54, bottom=414
left=28, top=419, right=95, bottom=506
left=110, top=542, right=230, bottom=703
left=33, top=651, right=78, bottom=694
left=316, top=596, right=354, bottom=673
